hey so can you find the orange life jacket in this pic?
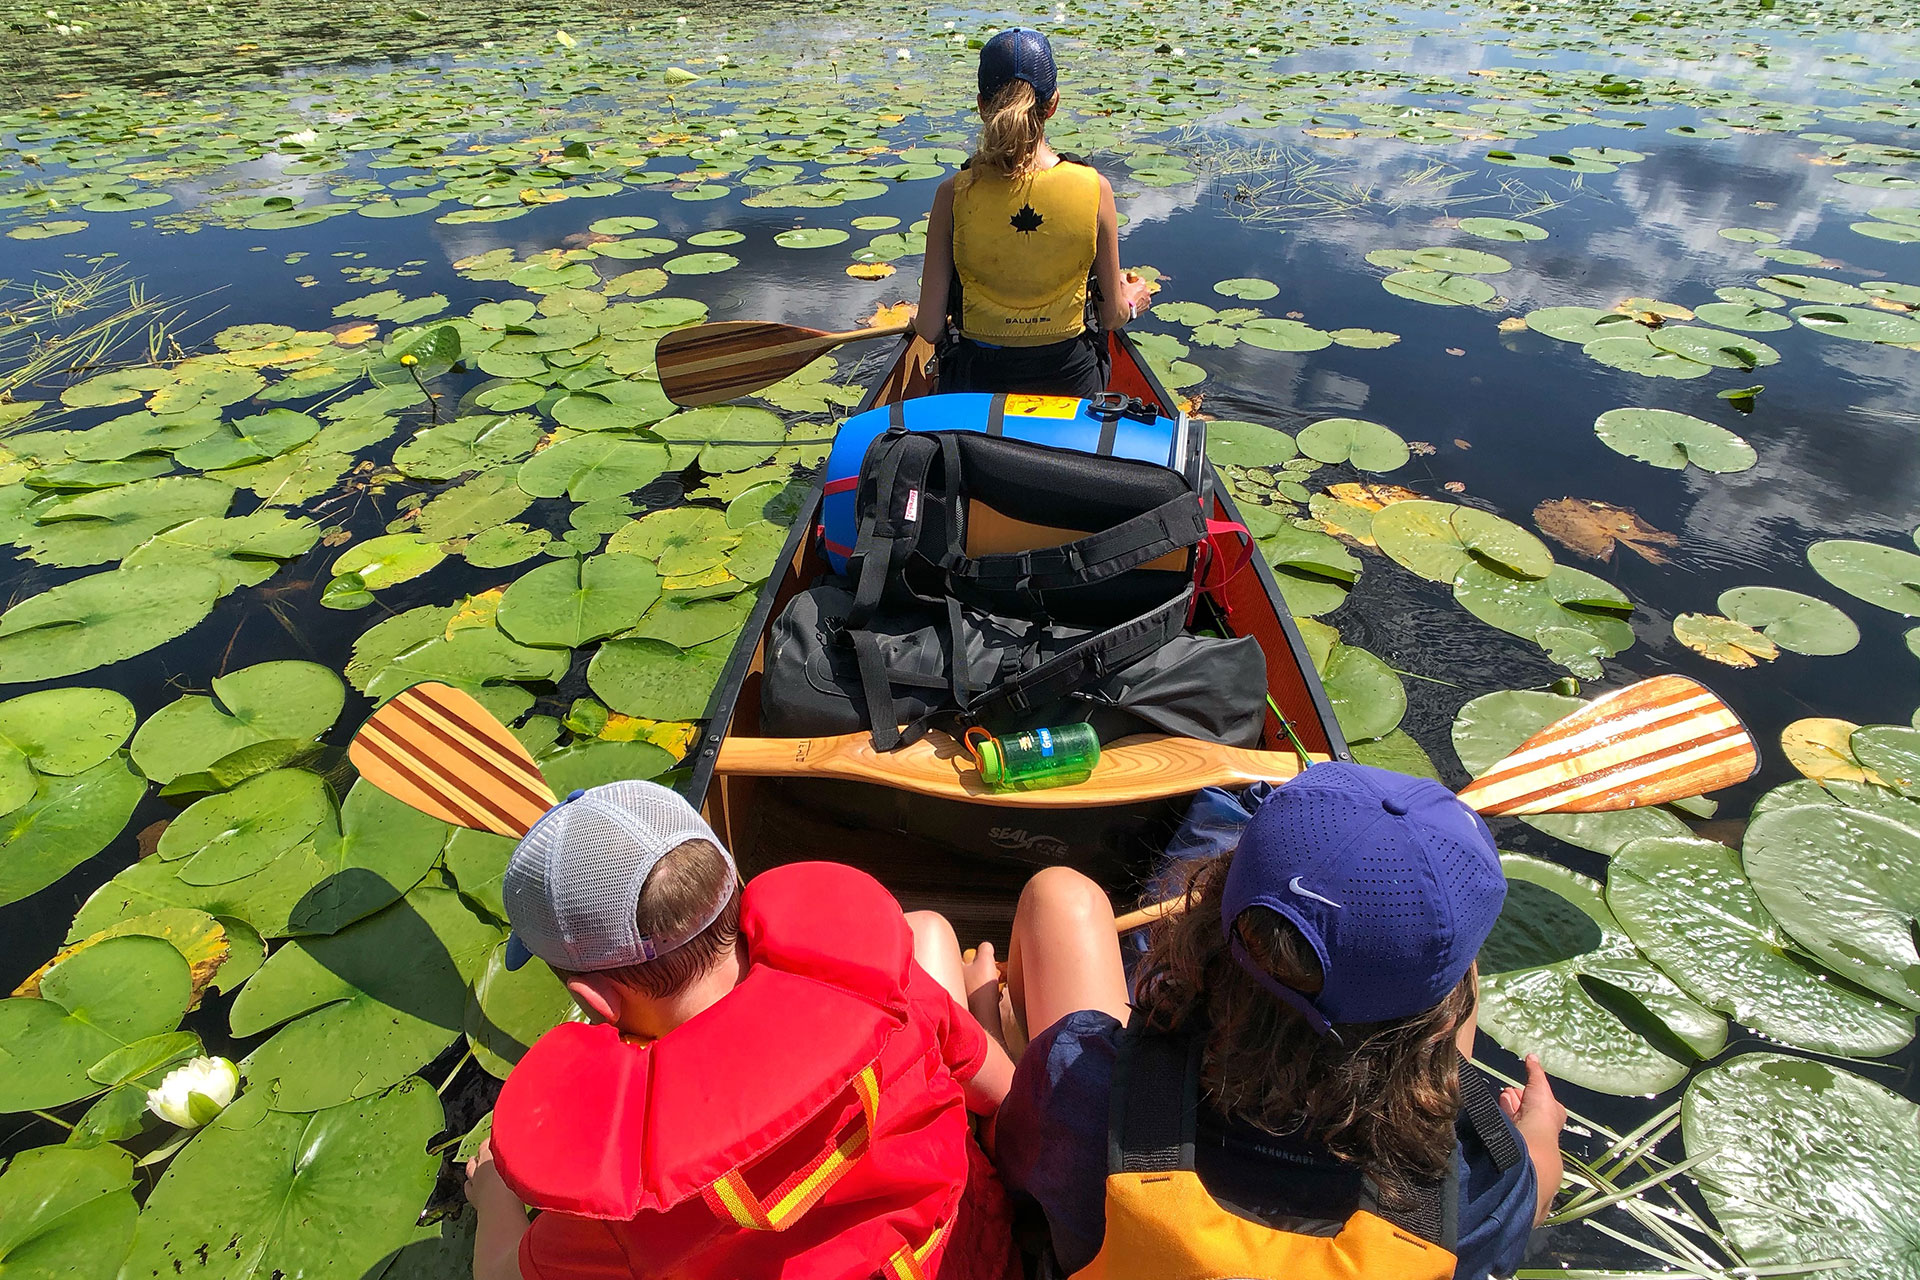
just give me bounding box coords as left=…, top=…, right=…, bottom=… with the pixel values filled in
left=1069, top=1029, right=1459, bottom=1280
left=492, top=862, right=1012, bottom=1280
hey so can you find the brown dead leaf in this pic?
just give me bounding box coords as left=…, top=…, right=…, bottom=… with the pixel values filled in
left=1674, top=613, right=1778, bottom=668
left=1869, top=295, right=1915, bottom=313
left=866, top=300, right=916, bottom=328
left=1326, top=482, right=1423, bottom=511
left=137, top=819, right=169, bottom=859
left=1533, top=497, right=1680, bottom=565
left=1445, top=347, right=1465, bottom=356
left=1409, top=441, right=1436, bottom=456
left=1497, top=317, right=1529, bottom=333
left=321, top=527, right=354, bottom=548
left=1443, top=480, right=1466, bottom=493
left=847, top=262, right=896, bottom=280
left=1453, top=438, right=1472, bottom=450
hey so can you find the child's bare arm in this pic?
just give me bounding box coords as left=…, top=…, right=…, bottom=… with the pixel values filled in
left=1499, top=1054, right=1568, bottom=1225
left=466, top=1138, right=531, bottom=1280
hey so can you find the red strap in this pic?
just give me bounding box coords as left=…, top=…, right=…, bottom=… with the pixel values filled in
left=823, top=476, right=859, bottom=496
left=1197, top=519, right=1255, bottom=595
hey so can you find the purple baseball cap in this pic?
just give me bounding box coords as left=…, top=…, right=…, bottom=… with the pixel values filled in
left=1220, top=762, right=1505, bottom=1035
left=978, top=28, right=1057, bottom=103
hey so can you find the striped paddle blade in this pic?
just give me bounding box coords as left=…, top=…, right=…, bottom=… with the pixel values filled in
left=349, top=682, right=557, bottom=836
left=1456, top=675, right=1757, bottom=817
left=656, top=320, right=910, bottom=407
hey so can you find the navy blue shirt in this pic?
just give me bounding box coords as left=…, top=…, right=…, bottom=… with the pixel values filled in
left=997, top=1011, right=1538, bottom=1279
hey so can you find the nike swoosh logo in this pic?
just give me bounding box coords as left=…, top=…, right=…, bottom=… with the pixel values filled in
left=1289, top=876, right=1343, bottom=909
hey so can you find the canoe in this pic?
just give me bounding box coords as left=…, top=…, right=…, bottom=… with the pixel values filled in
left=683, top=330, right=1352, bottom=944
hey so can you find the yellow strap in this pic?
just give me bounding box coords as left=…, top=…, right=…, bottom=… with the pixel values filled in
left=703, top=1064, right=883, bottom=1233
left=884, top=1218, right=949, bottom=1280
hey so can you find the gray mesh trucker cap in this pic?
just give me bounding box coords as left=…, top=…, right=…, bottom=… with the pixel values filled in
left=501, top=780, right=735, bottom=972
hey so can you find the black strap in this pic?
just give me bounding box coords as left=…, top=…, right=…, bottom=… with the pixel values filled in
left=1095, top=413, right=1118, bottom=457
left=950, top=493, right=1205, bottom=593
left=1108, top=1025, right=1200, bottom=1176
left=850, top=629, right=907, bottom=752
left=964, top=588, right=1191, bottom=727
left=845, top=433, right=930, bottom=629
left=984, top=394, right=1006, bottom=437
left=1457, top=1060, right=1524, bottom=1172
left=888, top=399, right=906, bottom=429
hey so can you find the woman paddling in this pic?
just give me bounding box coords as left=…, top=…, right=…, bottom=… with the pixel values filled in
left=914, top=27, right=1154, bottom=397
left=969, top=763, right=1567, bottom=1279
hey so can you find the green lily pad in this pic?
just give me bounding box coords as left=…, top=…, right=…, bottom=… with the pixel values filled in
left=1851, top=725, right=1920, bottom=796
left=464, top=523, right=552, bottom=568
left=1477, top=852, right=1725, bottom=1096
left=1689, top=302, right=1793, bottom=333
left=663, top=251, right=739, bottom=275
left=0, top=1144, right=137, bottom=1279
left=1684, top=1054, right=1920, bottom=1280
left=129, top=660, right=344, bottom=788
left=1258, top=523, right=1361, bottom=583
left=1646, top=324, right=1779, bottom=369
left=6, top=221, right=88, bottom=240
left=329, top=533, right=447, bottom=594
left=60, top=368, right=171, bottom=410
left=1582, top=333, right=1714, bottom=379
left=173, top=410, right=321, bottom=470
left=1791, top=304, right=1920, bottom=344
left=1213, top=277, right=1279, bottom=300
left=0, top=686, right=134, bottom=776
left=652, top=404, right=787, bottom=472
left=465, top=941, right=579, bottom=1077
left=1452, top=689, right=1690, bottom=855
left=1204, top=420, right=1297, bottom=468
left=628, top=592, right=753, bottom=648
left=1372, top=499, right=1554, bottom=583
left=607, top=506, right=740, bottom=575
left=119, top=1077, right=442, bottom=1280
left=1318, top=643, right=1405, bottom=743
left=1457, top=217, right=1547, bottom=242
left=1610, top=836, right=1913, bottom=1056
left=773, top=227, right=850, bottom=248
left=157, top=769, right=333, bottom=886
left=1757, top=273, right=1869, bottom=305
left=231, top=884, right=499, bottom=1110
left=497, top=553, right=661, bottom=648
left=1808, top=539, right=1920, bottom=615
left=1744, top=802, right=1920, bottom=1011
left=0, top=566, right=223, bottom=684
left=65, top=407, right=221, bottom=462
left=19, top=476, right=234, bottom=568
left=1294, top=418, right=1409, bottom=472
left=1453, top=562, right=1633, bottom=678
left=412, top=470, right=535, bottom=542
left=1381, top=269, right=1497, bottom=307
left=1593, top=407, right=1756, bottom=473
left=0, top=935, right=191, bottom=1112
left=1524, top=307, right=1646, bottom=344
left=587, top=636, right=732, bottom=721
left=516, top=435, right=673, bottom=503
left=122, top=512, right=321, bottom=594
left=1717, top=586, right=1859, bottom=655
left=0, top=754, right=147, bottom=910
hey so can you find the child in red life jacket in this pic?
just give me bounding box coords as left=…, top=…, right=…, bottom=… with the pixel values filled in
left=461, top=780, right=1020, bottom=1280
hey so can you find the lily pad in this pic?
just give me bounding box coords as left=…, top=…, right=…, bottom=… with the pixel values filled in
left=607, top=506, right=739, bottom=575
left=130, top=661, right=343, bottom=788
left=1757, top=273, right=1869, bottom=305
left=1582, top=334, right=1713, bottom=379
left=1477, top=852, right=1725, bottom=1096
left=1524, top=307, right=1646, bottom=344
left=516, top=435, right=673, bottom=503
left=1646, top=324, right=1779, bottom=369
left=1381, top=270, right=1497, bottom=307
left=19, top=476, right=234, bottom=569
left=1673, top=612, right=1778, bottom=667
left=1457, top=217, right=1547, bottom=242
left=1204, top=420, right=1298, bottom=468
left=1791, top=304, right=1920, bottom=344
left=1684, top=1054, right=1920, bottom=1280
left=1372, top=499, right=1553, bottom=583
left=1744, top=802, right=1920, bottom=1011
left=0, top=686, right=134, bottom=777
left=496, top=553, right=661, bottom=648
left=652, top=404, right=787, bottom=472
left=628, top=592, right=753, bottom=648
left=0, top=565, right=223, bottom=684
left=173, top=410, right=321, bottom=471
left=122, top=512, right=321, bottom=593
left=1851, top=725, right=1920, bottom=796
left=119, top=1077, right=442, bottom=1280
left=0, top=1143, right=137, bottom=1279
left=587, top=636, right=732, bottom=721
left=1453, top=563, right=1633, bottom=678
left=1717, top=586, right=1858, bottom=655
left=1690, top=302, right=1793, bottom=333
left=157, top=769, right=333, bottom=886
left=231, top=883, right=498, bottom=1110
left=773, top=227, right=850, bottom=249
left=1808, top=539, right=1920, bottom=615
left=0, top=755, right=148, bottom=909
left=1610, top=836, right=1912, bottom=1056
left=1318, top=643, right=1405, bottom=743
left=0, top=935, right=191, bottom=1112
left=411, top=470, right=534, bottom=542
left=1593, top=407, right=1755, bottom=473
left=465, top=940, right=579, bottom=1077
left=663, top=251, right=739, bottom=275
left=1295, top=418, right=1409, bottom=472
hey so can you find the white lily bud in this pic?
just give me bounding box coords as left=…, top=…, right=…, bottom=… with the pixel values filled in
left=147, top=1056, right=238, bottom=1129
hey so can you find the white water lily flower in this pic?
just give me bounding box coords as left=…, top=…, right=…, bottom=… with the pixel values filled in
left=147, top=1056, right=238, bottom=1129
left=281, top=129, right=318, bottom=147
left=718, top=128, right=737, bottom=138
left=896, top=47, right=911, bottom=60
left=715, top=53, right=728, bottom=66
left=1246, top=45, right=1262, bottom=56
left=944, top=19, right=955, bottom=28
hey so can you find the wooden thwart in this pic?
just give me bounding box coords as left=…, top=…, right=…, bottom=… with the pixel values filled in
left=348, top=683, right=556, bottom=837
left=713, top=731, right=1329, bottom=808
left=656, top=320, right=914, bottom=408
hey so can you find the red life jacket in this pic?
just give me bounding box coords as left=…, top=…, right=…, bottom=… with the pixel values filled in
left=493, top=862, right=1012, bottom=1280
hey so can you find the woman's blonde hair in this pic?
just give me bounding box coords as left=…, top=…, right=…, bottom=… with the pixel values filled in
left=972, top=79, right=1049, bottom=178
left=1132, top=850, right=1477, bottom=1207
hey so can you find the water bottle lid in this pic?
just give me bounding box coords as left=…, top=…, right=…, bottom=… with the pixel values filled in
left=974, top=736, right=1005, bottom=785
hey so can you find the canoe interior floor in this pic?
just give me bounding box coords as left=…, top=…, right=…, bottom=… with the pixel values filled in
left=721, top=776, right=1183, bottom=952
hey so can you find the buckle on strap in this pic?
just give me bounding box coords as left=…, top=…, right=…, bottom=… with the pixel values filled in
left=704, top=1064, right=883, bottom=1233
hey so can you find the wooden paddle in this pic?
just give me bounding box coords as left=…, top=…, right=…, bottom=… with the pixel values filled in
left=714, top=674, right=1757, bottom=811
left=656, top=319, right=913, bottom=407
left=348, top=682, right=556, bottom=837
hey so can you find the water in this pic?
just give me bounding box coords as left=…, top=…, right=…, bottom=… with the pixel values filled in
left=2, top=0, right=1917, bottom=1268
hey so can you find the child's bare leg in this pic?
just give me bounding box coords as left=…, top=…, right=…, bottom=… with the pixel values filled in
left=1006, top=867, right=1131, bottom=1040
left=906, top=909, right=969, bottom=1005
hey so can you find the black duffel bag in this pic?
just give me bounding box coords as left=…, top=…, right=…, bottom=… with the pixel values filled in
left=761, top=580, right=1266, bottom=748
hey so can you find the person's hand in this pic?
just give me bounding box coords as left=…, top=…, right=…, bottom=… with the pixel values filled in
left=1120, top=272, right=1154, bottom=317
left=1499, top=1053, right=1568, bottom=1142
left=464, top=1137, right=525, bottom=1218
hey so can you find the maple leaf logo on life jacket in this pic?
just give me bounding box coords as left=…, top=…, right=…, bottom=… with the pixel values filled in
left=1010, top=203, right=1044, bottom=233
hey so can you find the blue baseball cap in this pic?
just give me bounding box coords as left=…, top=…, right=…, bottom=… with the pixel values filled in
left=1220, top=762, right=1505, bottom=1035
left=978, top=28, right=1057, bottom=103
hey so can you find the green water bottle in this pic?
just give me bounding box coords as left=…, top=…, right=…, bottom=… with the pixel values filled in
left=971, top=723, right=1101, bottom=792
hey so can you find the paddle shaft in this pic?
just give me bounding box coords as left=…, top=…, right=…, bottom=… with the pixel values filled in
left=657, top=319, right=913, bottom=407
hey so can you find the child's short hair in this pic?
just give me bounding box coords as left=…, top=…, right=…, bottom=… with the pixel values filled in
left=590, top=839, right=741, bottom=998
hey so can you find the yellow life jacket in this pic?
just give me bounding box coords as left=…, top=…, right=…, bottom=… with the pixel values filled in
left=1069, top=1029, right=1461, bottom=1280
left=951, top=158, right=1100, bottom=347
